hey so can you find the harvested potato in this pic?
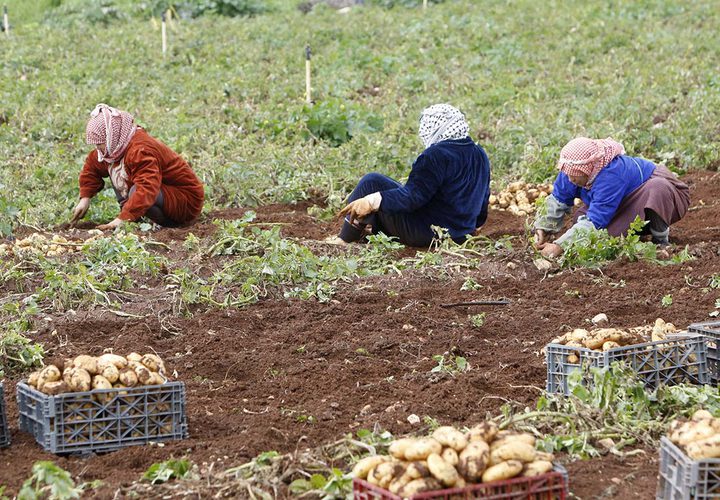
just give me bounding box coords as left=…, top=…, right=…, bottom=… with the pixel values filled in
left=692, top=409, right=714, bottom=422
left=522, top=460, right=554, bottom=477
left=147, top=372, right=166, bottom=385
left=398, top=478, right=442, bottom=497
left=686, top=434, right=720, bottom=460
left=141, top=354, right=166, bottom=374
left=133, top=364, right=154, bottom=385
left=92, top=375, right=113, bottom=403
left=405, top=461, right=430, bottom=479
left=351, top=456, right=388, bottom=479
left=28, top=371, right=40, bottom=388
left=404, top=438, right=442, bottom=461
left=37, top=365, right=62, bottom=391
left=458, top=440, right=490, bottom=482
left=535, top=451, right=555, bottom=462
left=467, top=421, right=498, bottom=443
left=388, top=474, right=413, bottom=495
left=676, top=420, right=715, bottom=446
left=489, top=441, right=537, bottom=465
left=41, top=381, right=70, bottom=395
left=602, top=341, right=620, bottom=351
left=490, top=432, right=536, bottom=451
left=389, top=438, right=415, bottom=460
left=101, top=364, right=120, bottom=384
left=126, top=352, right=143, bottom=363
left=65, top=368, right=92, bottom=392
left=97, top=353, right=127, bottom=370
left=442, top=447, right=459, bottom=466
left=73, top=355, right=98, bottom=375
left=427, top=453, right=459, bottom=487
left=368, top=461, right=404, bottom=489
left=432, top=426, right=467, bottom=451
left=481, top=460, right=523, bottom=482
left=119, top=368, right=139, bottom=387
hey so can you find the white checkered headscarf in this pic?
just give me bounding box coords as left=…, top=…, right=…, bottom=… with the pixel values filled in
left=418, top=104, right=469, bottom=149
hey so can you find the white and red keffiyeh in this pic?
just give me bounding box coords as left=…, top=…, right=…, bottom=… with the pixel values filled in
left=558, top=137, right=625, bottom=187
left=418, top=104, right=469, bottom=149
left=85, top=104, right=137, bottom=198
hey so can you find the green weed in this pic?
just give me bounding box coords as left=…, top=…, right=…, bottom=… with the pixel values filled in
left=143, top=459, right=193, bottom=485
left=18, top=461, right=82, bottom=500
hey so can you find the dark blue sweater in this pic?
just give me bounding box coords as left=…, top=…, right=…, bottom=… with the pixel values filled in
left=378, top=137, right=491, bottom=240
left=552, top=155, right=656, bottom=229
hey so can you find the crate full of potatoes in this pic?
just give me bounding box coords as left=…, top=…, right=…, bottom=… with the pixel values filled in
left=546, top=319, right=708, bottom=395
left=17, top=353, right=188, bottom=455
left=352, top=423, right=567, bottom=499
left=0, top=381, right=9, bottom=448
left=657, top=410, right=720, bottom=499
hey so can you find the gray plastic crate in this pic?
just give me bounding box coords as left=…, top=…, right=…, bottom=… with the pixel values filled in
left=0, top=381, right=9, bottom=448
left=657, top=436, right=720, bottom=499
left=688, top=321, right=720, bottom=383
left=17, top=381, right=188, bottom=455
left=546, top=334, right=709, bottom=395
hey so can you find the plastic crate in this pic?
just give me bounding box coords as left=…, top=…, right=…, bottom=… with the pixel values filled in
left=657, top=436, right=720, bottom=499
left=0, top=381, right=10, bottom=448
left=17, top=381, right=188, bottom=455
left=353, top=465, right=567, bottom=500
left=546, top=334, right=708, bottom=395
left=688, top=321, right=720, bottom=383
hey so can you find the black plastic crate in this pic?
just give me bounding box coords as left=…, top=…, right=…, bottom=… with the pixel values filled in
left=688, top=321, right=720, bottom=383
left=0, top=381, right=9, bottom=448
left=657, top=436, right=720, bottom=499
left=546, top=334, right=708, bottom=395
left=17, top=381, right=188, bottom=455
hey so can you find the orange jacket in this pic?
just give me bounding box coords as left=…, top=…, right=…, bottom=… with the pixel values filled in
left=79, top=129, right=204, bottom=224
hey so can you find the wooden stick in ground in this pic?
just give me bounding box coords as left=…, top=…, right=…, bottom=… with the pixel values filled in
left=161, top=11, right=167, bottom=56
left=4, top=6, right=9, bottom=36
left=305, top=45, right=312, bottom=103
left=423, top=0, right=428, bottom=9
left=440, top=299, right=511, bottom=308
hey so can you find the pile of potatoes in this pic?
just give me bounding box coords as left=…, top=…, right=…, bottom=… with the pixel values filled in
left=488, top=182, right=552, bottom=217
left=0, top=230, right=104, bottom=258
left=550, top=318, right=680, bottom=363
left=669, top=409, right=720, bottom=460
left=352, top=423, right=556, bottom=496
left=27, top=353, right=168, bottom=401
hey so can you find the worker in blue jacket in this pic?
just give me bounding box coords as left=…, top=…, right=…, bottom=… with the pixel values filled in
left=337, top=104, right=491, bottom=247
left=535, top=137, right=690, bottom=258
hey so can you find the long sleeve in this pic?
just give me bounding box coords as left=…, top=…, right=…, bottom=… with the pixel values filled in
left=118, top=148, right=162, bottom=221
left=534, top=194, right=572, bottom=233
left=583, top=170, right=628, bottom=229
left=475, top=186, right=490, bottom=228
left=555, top=216, right=596, bottom=247
left=79, top=151, right=107, bottom=199
left=379, top=152, right=444, bottom=213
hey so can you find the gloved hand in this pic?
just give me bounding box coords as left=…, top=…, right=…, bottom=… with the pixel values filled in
left=338, top=193, right=381, bottom=222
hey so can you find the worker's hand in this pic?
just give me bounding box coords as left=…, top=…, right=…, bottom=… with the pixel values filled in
left=540, top=242, right=563, bottom=258
left=338, top=197, right=375, bottom=222
left=96, top=218, right=124, bottom=231
left=70, top=197, right=91, bottom=225
left=534, top=229, right=549, bottom=246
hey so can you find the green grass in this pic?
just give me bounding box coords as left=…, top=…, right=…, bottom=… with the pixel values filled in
left=1, top=0, right=718, bottom=232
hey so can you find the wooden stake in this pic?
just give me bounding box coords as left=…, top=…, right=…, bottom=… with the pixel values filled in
left=305, top=45, right=312, bottom=104
left=161, top=12, right=167, bottom=57
left=423, top=0, right=428, bottom=9
left=3, top=6, right=9, bottom=36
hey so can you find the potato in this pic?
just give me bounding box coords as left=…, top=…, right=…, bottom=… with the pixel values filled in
left=101, top=364, right=120, bottom=384
left=37, top=365, right=62, bottom=391
left=119, top=368, right=139, bottom=387
left=568, top=329, right=589, bottom=342
left=133, top=364, right=154, bottom=385
left=458, top=440, right=490, bottom=482
left=432, top=426, right=468, bottom=451
left=567, top=353, right=580, bottom=364
left=388, top=474, right=413, bottom=495
left=602, top=341, right=620, bottom=351
left=65, top=368, right=92, bottom=392
left=481, top=460, right=523, bottom=483
left=389, top=438, right=415, bottom=460
left=582, top=328, right=624, bottom=349
left=489, top=442, right=537, bottom=465
left=676, top=420, right=715, bottom=446
left=41, top=381, right=69, bottom=396
left=97, top=353, right=128, bottom=370
left=126, top=352, right=143, bottom=363
left=28, top=371, right=41, bottom=388
left=467, top=421, right=498, bottom=443
left=522, top=460, right=554, bottom=477
left=442, top=447, right=459, bottom=466
left=686, top=434, right=720, bottom=460
left=351, top=456, right=388, bottom=479
left=398, top=478, right=442, bottom=497
left=404, top=438, right=442, bottom=461
left=73, top=355, right=98, bottom=375
left=405, top=461, right=430, bottom=479
left=692, top=409, right=714, bottom=422
left=490, top=432, right=536, bottom=451
left=368, top=461, right=404, bottom=489
left=427, top=453, right=459, bottom=487
left=535, top=451, right=555, bottom=461
left=141, top=354, right=166, bottom=374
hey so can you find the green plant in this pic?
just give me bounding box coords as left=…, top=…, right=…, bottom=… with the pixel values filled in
left=18, top=461, right=82, bottom=500
left=431, top=354, right=469, bottom=376
left=709, top=274, right=720, bottom=289
left=468, top=313, right=486, bottom=328
left=460, top=277, right=482, bottom=291
left=143, top=459, right=193, bottom=485
left=661, top=294, right=673, bottom=307
left=297, top=99, right=383, bottom=147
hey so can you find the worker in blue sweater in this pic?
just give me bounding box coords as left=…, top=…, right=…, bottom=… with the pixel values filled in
left=337, top=104, right=491, bottom=247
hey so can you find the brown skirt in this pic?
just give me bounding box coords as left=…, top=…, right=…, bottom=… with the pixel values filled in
left=574, top=164, right=690, bottom=237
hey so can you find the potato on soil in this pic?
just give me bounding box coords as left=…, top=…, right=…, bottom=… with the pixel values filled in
left=458, top=440, right=490, bottom=482
left=351, top=456, right=389, bottom=479
left=467, top=421, right=498, bottom=443
left=489, top=441, right=537, bottom=465
left=481, top=460, right=523, bottom=482
left=404, top=438, right=443, bottom=461
left=73, top=355, right=98, bottom=375
left=442, top=447, right=459, bottom=466
left=398, top=478, right=442, bottom=497
left=41, top=381, right=69, bottom=396
left=522, top=460, right=554, bottom=477
left=427, top=453, right=459, bottom=487
left=432, top=426, right=467, bottom=451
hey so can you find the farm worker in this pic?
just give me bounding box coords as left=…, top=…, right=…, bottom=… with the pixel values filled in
left=534, top=137, right=690, bottom=258
left=71, top=104, right=204, bottom=230
left=337, top=104, right=491, bottom=247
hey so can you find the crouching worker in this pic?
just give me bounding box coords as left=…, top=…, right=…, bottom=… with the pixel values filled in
left=70, top=104, right=204, bottom=230
left=337, top=104, right=491, bottom=247
left=534, top=137, right=689, bottom=258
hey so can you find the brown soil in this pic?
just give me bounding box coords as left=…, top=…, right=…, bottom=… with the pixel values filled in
left=1, top=171, right=719, bottom=499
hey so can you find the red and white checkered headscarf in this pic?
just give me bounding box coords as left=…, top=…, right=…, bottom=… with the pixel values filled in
left=85, top=104, right=137, bottom=164
left=558, top=137, right=625, bottom=186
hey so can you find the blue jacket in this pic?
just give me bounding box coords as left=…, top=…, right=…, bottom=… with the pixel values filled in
left=552, top=155, right=656, bottom=229
left=378, top=137, right=491, bottom=240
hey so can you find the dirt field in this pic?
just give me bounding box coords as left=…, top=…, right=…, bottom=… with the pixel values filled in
left=1, top=171, right=719, bottom=498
